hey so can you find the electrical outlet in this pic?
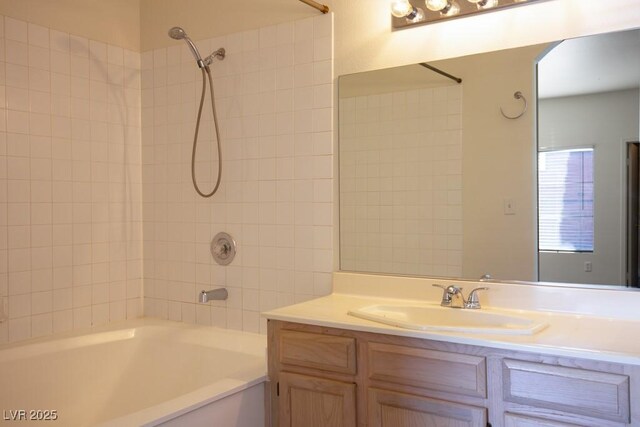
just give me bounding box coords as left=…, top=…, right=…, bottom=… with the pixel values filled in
left=584, top=261, right=592, bottom=272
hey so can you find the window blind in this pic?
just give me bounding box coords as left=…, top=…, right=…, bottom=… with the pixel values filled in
left=538, top=148, right=594, bottom=252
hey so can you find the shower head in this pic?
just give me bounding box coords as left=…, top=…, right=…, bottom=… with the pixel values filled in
left=168, top=26, right=187, bottom=40
left=168, top=26, right=205, bottom=68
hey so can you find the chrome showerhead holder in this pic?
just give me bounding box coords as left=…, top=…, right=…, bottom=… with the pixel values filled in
left=203, top=48, right=226, bottom=67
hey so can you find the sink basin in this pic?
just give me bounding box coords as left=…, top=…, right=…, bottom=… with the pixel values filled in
left=348, top=304, right=547, bottom=335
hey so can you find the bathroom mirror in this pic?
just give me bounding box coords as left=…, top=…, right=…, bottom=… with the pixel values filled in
left=338, top=28, right=640, bottom=288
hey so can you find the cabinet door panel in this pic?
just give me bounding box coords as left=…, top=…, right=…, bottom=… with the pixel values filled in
left=368, top=342, right=487, bottom=398
left=369, top=388, right=486, bottom=427
left=502, top=359, right=630, bottom=423
left=279, top=372, right=356, bottom=427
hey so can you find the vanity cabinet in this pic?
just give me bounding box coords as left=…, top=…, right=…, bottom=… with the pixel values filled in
left=268, top=320, right=640, bottom=427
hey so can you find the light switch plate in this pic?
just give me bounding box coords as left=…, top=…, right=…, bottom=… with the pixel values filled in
left=504, top=199, right=516, bottom=215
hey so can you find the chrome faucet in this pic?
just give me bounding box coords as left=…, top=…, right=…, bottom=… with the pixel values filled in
left=198, top=287, right=228, bottom=303
left=433, top=284, right=488, bottom=309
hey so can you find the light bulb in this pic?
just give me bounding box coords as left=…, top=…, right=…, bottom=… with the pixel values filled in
left=391, top=0, right=413, bottom=17
left=425, top=0, right=449, bottom=12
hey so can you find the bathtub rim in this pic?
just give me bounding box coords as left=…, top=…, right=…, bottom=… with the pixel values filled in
left=0, top=317, right=267, bottom=353
left=99, top=375, right=267, bottom=427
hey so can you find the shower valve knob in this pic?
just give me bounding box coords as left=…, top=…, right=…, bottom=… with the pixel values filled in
left=211, top=232, right=236, bottom=265
left=215, top=242, right=230, bottom=255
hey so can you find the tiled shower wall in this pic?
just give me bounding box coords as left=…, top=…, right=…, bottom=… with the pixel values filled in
left=0, top=16, right=143, bottom=343
left=141, top=14, right=334, bottom=333
left=340, top=84, right=462, bottom=277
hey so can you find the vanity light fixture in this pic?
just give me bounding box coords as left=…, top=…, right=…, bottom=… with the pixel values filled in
left=391, top=0, right=543, bottom=29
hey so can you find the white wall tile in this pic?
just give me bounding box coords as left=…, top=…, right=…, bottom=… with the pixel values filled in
left=6, top=40, right=29, bottom=65
left=142, top=14, right=334, bottom=333
left=2, top=14, right=143, bottom=343
left=27, top=23, right=49, bottom=48
left=5, top=17, right=28, bottom=43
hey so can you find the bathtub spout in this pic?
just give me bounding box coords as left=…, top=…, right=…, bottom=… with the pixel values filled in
left=199, top=288, right=228, bottom=303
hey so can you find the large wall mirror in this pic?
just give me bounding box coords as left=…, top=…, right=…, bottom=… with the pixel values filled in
left=338, top=28, right=640, bottom=288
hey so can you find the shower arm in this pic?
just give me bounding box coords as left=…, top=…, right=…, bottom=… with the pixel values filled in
left=202, top=48, right=226, bottom=67
left=298, top=0, right=329, bottom=14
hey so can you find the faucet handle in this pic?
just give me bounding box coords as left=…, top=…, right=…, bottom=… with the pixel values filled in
left=432, top=284, right=455, bottom=306
left=465, top=287, right=489, bottom=309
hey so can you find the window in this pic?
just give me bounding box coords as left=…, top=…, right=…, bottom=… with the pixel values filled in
left=538, top=148, right=594, bottom=252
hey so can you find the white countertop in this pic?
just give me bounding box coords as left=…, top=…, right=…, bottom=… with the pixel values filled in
left=262, top=292, right=640, bottom=366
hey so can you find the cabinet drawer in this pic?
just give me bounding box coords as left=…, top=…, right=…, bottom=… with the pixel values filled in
left=368, top=342, right=487, bottom=398
left=502, top=359, right=630, bottom=423
left=279, top=330, right=357, bottom=374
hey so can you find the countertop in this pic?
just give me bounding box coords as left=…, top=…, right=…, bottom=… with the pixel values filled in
left=262, top=292, right=640, bottom=366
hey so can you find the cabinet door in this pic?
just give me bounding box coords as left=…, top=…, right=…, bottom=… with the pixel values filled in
left=279, top=372, right=356, bottom=427
left=369, top=388, right=486, bottom=427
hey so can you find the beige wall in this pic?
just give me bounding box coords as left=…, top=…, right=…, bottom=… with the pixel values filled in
left=139, top=0, right=324, bottom=52
left=0, top=0, right=140, bottom=50
left=439, top=45, right=545, bottom=282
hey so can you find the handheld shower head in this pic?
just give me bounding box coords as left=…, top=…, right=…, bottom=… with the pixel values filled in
left=168, top=26, right=187, bottom=40
left=168, top=26, right=205, bottom=68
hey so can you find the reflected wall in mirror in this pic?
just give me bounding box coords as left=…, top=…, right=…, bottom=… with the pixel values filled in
left=538, top=30, right=640, bottom=286
left=338, top=29, right=640, bottom=288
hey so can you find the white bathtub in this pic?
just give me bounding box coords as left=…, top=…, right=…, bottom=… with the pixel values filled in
left=0, top=319, right=267, bottom=427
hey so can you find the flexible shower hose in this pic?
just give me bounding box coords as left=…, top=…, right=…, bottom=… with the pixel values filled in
left=191, top=65, right=222, bottom=198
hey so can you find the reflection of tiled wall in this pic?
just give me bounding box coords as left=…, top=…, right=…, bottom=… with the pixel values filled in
left=340, top=85, right=462, bottom=277
left=0, top=16, right=143, bottom=343
left=141, top=14, right=334, bottom=333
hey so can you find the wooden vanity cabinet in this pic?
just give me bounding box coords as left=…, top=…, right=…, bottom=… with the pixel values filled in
left=268, top=320, right=640, bottom=427
left=269, top=321, right=488, bottom=427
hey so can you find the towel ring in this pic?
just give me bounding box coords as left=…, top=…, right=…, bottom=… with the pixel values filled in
left=500, top=91, right=527, bottom=119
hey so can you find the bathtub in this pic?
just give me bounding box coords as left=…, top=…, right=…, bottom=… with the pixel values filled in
left=0, top=319, right=267, bottom=427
